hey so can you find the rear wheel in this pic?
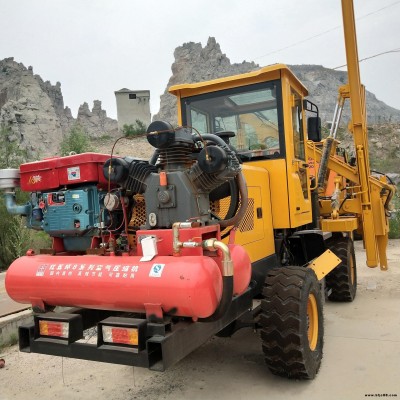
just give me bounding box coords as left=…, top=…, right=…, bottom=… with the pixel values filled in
left=326, top=236, right=357, bottom=302
left=260, top=266, right=324, bottom=379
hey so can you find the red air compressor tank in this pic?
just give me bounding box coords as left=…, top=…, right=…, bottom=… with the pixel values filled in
left=5, top=255, right=224, bottom=319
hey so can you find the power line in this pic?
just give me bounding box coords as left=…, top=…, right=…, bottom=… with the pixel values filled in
left=333, top=48, right=400, bottom=69
left=254, top=26, right=340, bottom=60
left=252, top=0, right=400, bottom=61
left=356, top=1, right=400, bottom=20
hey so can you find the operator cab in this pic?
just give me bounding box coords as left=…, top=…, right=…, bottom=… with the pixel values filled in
left=170, top=64, right=315, bottom=229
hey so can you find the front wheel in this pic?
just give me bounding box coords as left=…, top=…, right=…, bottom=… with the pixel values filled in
left=260, top=266, right=324, bottom=379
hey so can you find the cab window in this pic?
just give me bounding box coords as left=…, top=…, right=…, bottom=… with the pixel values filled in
left=182, top=81, right=284, bottom=160
left=291, top=90, right=305, bottom=160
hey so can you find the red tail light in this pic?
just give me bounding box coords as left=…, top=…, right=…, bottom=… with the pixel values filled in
left=34, top=313, right=83, bottom=344
left=39, top=320, right=69, bottom=338
left=102, top=326, right=138, bottom=345
left=98, top=317, right=146, bottom=350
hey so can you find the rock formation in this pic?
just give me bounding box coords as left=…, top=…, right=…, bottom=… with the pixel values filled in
left=0, top=58, right=65, bottom=156
left=0, top=57, right=118, bottom=158
left=155, top=37, right=400, bottom=126
left=153, top=37, right=259, bottom=125
left=1, top=39, right=399, bottom=162
left=290, top=64, right=400, bottom=124
left=77, top=100, right=117, bottom=137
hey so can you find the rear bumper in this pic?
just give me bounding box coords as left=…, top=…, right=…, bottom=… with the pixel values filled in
left=18, top=287, right=254, bottom=371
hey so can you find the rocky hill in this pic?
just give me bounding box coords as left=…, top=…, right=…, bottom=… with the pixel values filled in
left=0, top=57, right=117, bottom=158
left=154, top=37, right=400, bottom=126
left=290, top=65, right=400, bottom=124
left=1, top=38, right=400, bottom=163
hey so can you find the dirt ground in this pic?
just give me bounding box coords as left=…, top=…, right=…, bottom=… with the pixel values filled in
left=1, top=240, right=399, bottom=400
left=92, top=135, right=154, bottom=159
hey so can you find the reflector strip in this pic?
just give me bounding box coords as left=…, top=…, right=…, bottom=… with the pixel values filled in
left=39, top=320, right=69, bottom=338
left=102, top=326, right=138, bottom=346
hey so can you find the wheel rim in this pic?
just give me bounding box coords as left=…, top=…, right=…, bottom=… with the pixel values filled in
left=307, top=293, right=318, bottom=351
left=349, top=253, right=355, bottom=285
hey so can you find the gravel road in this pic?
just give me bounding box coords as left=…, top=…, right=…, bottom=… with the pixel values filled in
left=1, top=240, right=399, bottom=400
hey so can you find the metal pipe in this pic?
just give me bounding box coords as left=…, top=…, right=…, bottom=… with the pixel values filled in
left=171, top=223, right=234, bottom=321
left=172, top=221, right=201, bottom=255
left=202, top=238, right=233, bottom=276
left=199, top=238, right=234, bottom=322
left=329, top=100, right=340, bottom=137
left=332, top=101, right=344, bottom=139
left=4, top=192, right=31, bottom=216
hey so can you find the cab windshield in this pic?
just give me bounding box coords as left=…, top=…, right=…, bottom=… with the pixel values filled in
left=182, top=81, right=284, bottom=159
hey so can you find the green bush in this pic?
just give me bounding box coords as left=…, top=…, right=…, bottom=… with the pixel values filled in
left=0, top=126, right=29, bottom=269
left=389, top=190, right=400, bottom=239
left=0, top=125, right=53, bottom=270
left=60, top=125, right=92, bottom=155
left=122, top=120, right=147, bottom=137
left=389, top=212, right=400, bottom=239
left=0, top=125, right=28, bottom=168
left=0, top=212, right=32, bottom=270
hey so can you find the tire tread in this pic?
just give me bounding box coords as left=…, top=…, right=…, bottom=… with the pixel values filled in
left=260, top=266, right=323, bottom=379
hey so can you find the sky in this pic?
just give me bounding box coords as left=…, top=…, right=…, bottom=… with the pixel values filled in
left=1, top=0, right=399, bottom=119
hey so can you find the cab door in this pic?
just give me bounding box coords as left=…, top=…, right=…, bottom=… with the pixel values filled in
left=286, top=89, right=312, bottom=227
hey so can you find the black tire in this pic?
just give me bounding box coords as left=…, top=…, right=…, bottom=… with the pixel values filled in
left=260, top=266, right=324, bottom=380
left=326, top=236, right=357, bottom=302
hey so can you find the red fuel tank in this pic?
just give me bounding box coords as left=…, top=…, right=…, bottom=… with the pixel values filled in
left=5, top=255, right=223, bottom=319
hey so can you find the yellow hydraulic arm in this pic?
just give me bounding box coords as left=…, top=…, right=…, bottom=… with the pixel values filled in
left=341, top=0, right=395, bottom=270
left=307, top=0, right=395, bottom=270
left=342, top=0, right=376, bottom=268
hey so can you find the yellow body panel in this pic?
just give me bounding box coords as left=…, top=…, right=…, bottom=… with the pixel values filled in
left=245, top=159, right=290, bottom=228
left=280, top=70, right=312, bottom=227
left=309, top=250, right=342, bottom=281
left=233, top=165, right=275, bottom=262
left=321, top=217, right=358, bottom=232
left=170, top=64, right=308, bottom=101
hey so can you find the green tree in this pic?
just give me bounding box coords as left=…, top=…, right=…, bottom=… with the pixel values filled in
left=60, top=124, right=92, bottom=155
left=0, top=125, right=32, bottom=270
left=0, top=211, right=32, bottom=269
left=122, top=120, right=147, bottom=137
left=389, top=189, right=400, bottom=239
left=0, top=125, right=28, bottom=168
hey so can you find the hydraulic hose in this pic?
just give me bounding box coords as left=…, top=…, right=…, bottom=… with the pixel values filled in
left=198, top=276, right=233, bottom=322
left=199, top=239, right=234, bottom=322
left=219, top=172, right=248, bottom=228
left=317, top=137, right=334, bottom=189
left=192, top=132, right=230, bottom=149
left=149, top=149, right=160, bottom=166
left=191, top=131, right=247, bottom=229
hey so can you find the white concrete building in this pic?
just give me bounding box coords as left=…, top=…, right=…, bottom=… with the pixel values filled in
left=114, top=89, right=151, bottom=131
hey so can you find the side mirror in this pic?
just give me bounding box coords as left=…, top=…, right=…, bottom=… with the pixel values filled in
left=307, top=117, right=321, bottom=142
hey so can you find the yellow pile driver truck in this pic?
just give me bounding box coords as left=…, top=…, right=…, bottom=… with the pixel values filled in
left=2, top=0, right=395, bottom=380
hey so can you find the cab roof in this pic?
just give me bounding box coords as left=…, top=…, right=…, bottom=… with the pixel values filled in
left=169, top=64, right=308, bottom=98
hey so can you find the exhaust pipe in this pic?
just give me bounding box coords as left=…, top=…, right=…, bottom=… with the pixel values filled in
left=0, top=168, right=30, bottom=215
